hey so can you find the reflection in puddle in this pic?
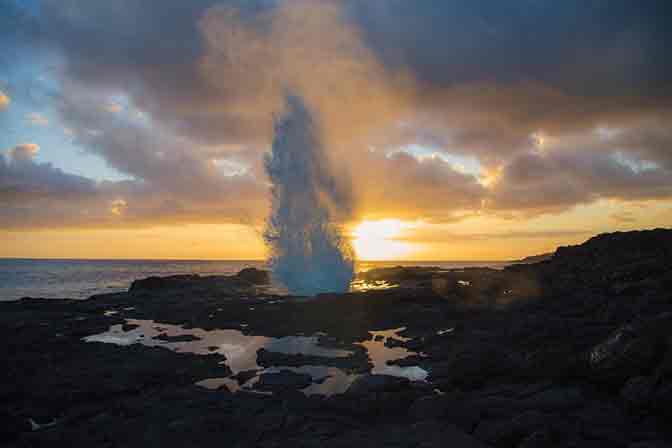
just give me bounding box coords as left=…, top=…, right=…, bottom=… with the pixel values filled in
left=84, top=320, right=427, bottom=395
left=359, top=327, right=427, bottom=381
left=369, top=327, right=411, bottom=342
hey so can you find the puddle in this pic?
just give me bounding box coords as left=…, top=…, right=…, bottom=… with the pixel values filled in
left=84, top=320, right=427, bottom=395
left=369, top=327, right=412, bottom=343
left=84, top=319, right=351, bottom=371
left=358, top=327, right=427, bottom=381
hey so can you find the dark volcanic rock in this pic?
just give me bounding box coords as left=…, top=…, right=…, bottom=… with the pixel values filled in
left=233, top=369, right=259, bottom=385
left=517, top=386, right=585, bottom=412
left=513, top=252, right=554, bottom=264
left=621, top=376, right=657, bottom=410
left=345, top=374, right=410, bottom=395
left=474, top=410, right=552, bottom=447
left=256, top=347, right=370, bottom=373
left=128, top=271, right=259, bottom=296
left=236, top=267, right=270, bottom=284
left=255, top=370, right=313, bottom=391
left=129, top=274, right=201, bottom=292
left=589, top=314, right=671, bottom=388
left=154, top=333, right=201, bottom=342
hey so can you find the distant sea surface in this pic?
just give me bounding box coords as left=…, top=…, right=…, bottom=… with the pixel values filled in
left=0, top=258, right=510, bottom=301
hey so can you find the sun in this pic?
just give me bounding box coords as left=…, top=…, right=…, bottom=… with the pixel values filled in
left=351, top=219, right=414, bottom=261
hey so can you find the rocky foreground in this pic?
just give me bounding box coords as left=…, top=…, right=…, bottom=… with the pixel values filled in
left=2, top=229, right=672, bottom=447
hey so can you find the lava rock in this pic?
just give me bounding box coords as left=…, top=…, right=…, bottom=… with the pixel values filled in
left=154, top=333, right=201, bottom=342
left=256, top=347, right=370, bottom=372
left=517, top=387, right=585, bottom=412
left=345, top=374, right=410, bottom=395
left=236, top=268, right=270, bottom=285
left=233, top=369, right=259, bottom=385
left=621, top=376, right=657, bottom=410
left=255, top=370, right=313, bottom=391
left=474, top=410, right=551, bottom=447
left=589, top=324, right=660, bottom=387
left=129, top=275, right=200, bottom=292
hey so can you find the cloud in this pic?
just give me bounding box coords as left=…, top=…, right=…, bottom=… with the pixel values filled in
left=0, top=91, right=9, bottom=110
left=0, top=84, right=271, bottom=231
left=0, top=141, right=268, bottom=230
left=8, top=143, right=40, bottom=161
left=349, top=1, right=672, bottom=99
left=1, top=143, right=96, bottom=207
left=486, top=147, right=672, bottom=215
left=611, top=211, right=637, bottom=223
left=109, top=198, right=127, bottom=216
left=354, top=151, right=486, bottom=222
left=26, top=112, right=49, bottom=126
left=3, top=0, right=672, bottom=231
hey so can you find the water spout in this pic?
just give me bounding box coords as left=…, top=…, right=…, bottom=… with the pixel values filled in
left=264, top=95, right=354, bottom=295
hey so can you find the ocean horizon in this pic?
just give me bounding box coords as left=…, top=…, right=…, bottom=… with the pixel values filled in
left=0, top=257, right=511, bottom=301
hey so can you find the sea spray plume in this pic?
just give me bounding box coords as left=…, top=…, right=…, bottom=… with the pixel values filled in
left=264, top=95, right=354, bottom=295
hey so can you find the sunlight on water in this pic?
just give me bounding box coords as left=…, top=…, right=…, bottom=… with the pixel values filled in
left=350, top=279, right=399, bottom=292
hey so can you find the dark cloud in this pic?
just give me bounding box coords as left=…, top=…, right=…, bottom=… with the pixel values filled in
left=0, top=142, right=100, bottom=228
left=344, top=0, right=672, bottom=169
left=349, top=0, right=672, bottom=98
left=488, top=148, right=672, bottom=214
left=34, top=0, right=281, bottom=146
left=1, top=143, right=95, bottom=201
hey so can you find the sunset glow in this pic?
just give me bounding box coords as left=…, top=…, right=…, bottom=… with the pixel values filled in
left=352, top=220, right=414, bottom=261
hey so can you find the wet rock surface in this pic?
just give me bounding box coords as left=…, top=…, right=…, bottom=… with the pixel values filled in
left=2, top=228, right=672, bottom=447
left=256, top=370, right=313, bottom=391
left=256, top=347, right=371, bottom=373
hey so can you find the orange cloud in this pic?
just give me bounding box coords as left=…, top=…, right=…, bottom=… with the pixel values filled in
left=0, top=91, right=9, bottom=110
left=8, top=143, right=40, bottom=160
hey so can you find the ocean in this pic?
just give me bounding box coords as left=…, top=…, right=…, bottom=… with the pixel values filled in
left=0, top=258, right=510, bottom=301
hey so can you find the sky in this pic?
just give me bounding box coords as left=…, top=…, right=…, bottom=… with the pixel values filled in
left=1, top=0, right=672, bottom=260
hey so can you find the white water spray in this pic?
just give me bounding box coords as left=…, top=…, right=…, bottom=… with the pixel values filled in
left=264, top=95, right=354, bottom=295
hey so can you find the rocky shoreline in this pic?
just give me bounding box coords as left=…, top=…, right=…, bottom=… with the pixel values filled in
left=2, top=229, right=672, bottom=447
